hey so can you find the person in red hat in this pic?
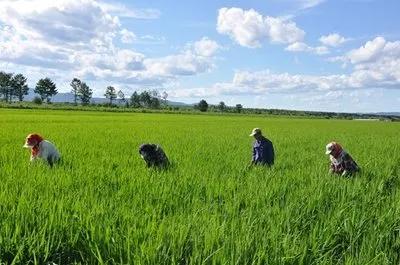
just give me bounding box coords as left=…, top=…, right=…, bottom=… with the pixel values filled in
left=325, top=142, right=359, bottom=176
left=23, top=133, right=60, bottom=167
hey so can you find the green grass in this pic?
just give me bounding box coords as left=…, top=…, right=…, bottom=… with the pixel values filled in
left=0, top=109, right=399, bottom=264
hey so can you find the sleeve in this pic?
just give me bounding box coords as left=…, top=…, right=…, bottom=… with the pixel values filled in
left=330, top=162, right=336, bottom=172
left=329, top=156, right=337, bottom=172
left=30, top=154, right=37, bottom=162
left=252, top=144, right=257, bottom=162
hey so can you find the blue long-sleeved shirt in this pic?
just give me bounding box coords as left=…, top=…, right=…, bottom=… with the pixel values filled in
left=252, top=136, right=274, bottom=166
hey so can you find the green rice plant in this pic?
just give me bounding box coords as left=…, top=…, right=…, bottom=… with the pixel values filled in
left=0, top=109, right=399, bottom=264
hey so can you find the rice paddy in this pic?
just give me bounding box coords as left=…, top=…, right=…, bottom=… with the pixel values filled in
left=0, top=109, right=399, bottom=264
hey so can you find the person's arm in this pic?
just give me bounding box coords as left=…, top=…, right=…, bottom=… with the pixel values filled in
left=341, top=170, right=349, bottom=177
left=248, top=145, right=257, bottom=167
left=256, top=142, right=264, bottom=164
left=329, top=160, right=336, bottom=174
left=252, top=145, right=257, bottom=163
left=30, top=146, right=40, bottom=162
left=30, top=154, right=37, bottom=162
left=329, top=168, right=334, bottom=174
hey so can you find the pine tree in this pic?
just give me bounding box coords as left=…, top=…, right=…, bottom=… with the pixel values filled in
left=34, top=78, right=57, bottom=103
left=104, top=86, right=117, bottom=105
left=78, top=82, right=93, bottom=105
left=70, top=78, right=82, bottom=105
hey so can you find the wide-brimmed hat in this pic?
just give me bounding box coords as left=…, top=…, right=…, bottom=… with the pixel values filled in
left=325, top=142, right=342, bottom=155
left=249, top=128, right=262, bottom=136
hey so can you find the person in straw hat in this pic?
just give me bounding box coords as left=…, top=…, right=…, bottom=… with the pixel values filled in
left=249, top=128, right=274, bottom=167
left=325, top=142, right=359, bottom=176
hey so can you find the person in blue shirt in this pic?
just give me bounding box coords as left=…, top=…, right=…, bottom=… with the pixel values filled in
left=249, top=128, right=275, bottom=166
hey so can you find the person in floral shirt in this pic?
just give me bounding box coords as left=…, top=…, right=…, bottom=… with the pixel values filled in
left=325, top=142, right=359, bottom=176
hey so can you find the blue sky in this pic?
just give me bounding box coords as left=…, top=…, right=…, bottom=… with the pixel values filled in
left=0, top=0, right=399, bottom=112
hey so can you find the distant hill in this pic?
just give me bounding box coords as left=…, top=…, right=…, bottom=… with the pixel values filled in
left=24, top=88, right=189, bottom=106
left=374, top=112, right=400, bottom=117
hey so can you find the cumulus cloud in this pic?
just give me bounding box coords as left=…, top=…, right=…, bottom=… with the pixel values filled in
left=0, top=0, right=119, bottom=47
left=346, top=36, right=388, bottom=64
left=193, top=37, right=221, bottom=57
left=173, top=36, right=400, bottom=99
left=0, top=0, right=121, bottom=70
left=233, top=53, right=398, bottom=92
left=217, top=7, right=305, bottom=48
left=286, top=42, right=329, bottom=55
left=120, top=29, right=136, bottom=43
left=144, top=37, right=220, bottom=77
left=319, top=33, right=348, bottom=47
left=98, top=1, right=161, bottom=19
left=0, top=0, right=218, bottom=88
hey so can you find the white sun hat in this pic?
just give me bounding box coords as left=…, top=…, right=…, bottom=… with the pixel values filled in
left=249, top=128, right=262, bottom=136
left=325, top=142, right=335, bottom=155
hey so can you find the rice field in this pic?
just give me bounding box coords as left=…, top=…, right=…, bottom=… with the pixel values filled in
left=0, top=108, right=400, bottom=265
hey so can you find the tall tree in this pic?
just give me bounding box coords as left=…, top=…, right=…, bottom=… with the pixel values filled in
left=34, top=78, right=57, bottom=103
left=70, top=78, right=81, bottom=105
left=117, top=90, right=125, bottom=104
left=198, top=99, right=208, bottom=112
left=11, top=74, right=29, bottom=102
left=150, top=96, right=160, bottom=109
left=235, top=104, right=243, bottom=113
left=218, top=101, right=226, bottom=112
left=140, top=91, right=152, bottom=108
left=130, top=91, right=141, bottom=108
left=104, top=86, right=117, bottom=105
left=161, top=91, right=168, bottom=105
left=78, top=82, right=92, bottom=105
left=150, top=90, right=160, bottom=109
left=0, top=71, right=13, bottom=103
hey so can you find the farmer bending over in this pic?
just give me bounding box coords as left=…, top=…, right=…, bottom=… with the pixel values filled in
left=249, top=128, right=274, bottom=167
left=325, top=142, right=359, bottom=177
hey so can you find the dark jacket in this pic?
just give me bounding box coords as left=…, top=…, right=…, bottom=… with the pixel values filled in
left=252, top=136, right=274, bottom=166
left=139, top=144, right=169, bottom=168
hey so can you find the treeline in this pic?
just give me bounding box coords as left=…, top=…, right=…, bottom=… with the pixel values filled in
left=0, top=72, right=170, bottom=109
left=0, top=71, right=58, bottom=104
left=1, top=71, right=398, bottom=121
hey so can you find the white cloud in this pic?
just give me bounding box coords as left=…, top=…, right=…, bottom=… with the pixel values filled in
left=144, top=37, right=220, bottom=77
left=217, top=7, right=305, bottom=48
left=144, top=52, right=212, bottom=76
left=297, top=0, right=326, bottom=9
left=320, top=33, right=348, bottom=47
left=286, top=42, right=329, bottom=55
left=193, top=37, right=220, bottom=57
left=76, top=49, right=145, bottom=71
left=97, top=1, right=161, bottom=19
left=0, top=0, right=120, bottom=48
left=174, top=36, right=400, bottom=99
left=0, top=0, right=218, bottom=88
left=346, top=36, right=387, bottom=64
left=120, top=29, right=136, bottom=43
